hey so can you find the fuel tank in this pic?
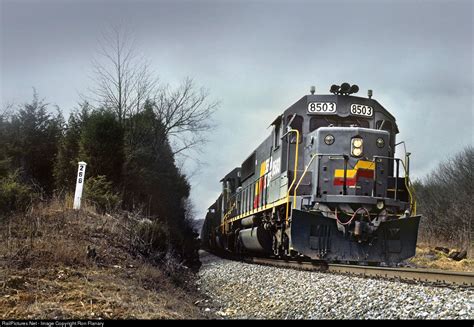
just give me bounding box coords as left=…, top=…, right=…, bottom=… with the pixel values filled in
left=239, top=227, right=273, bottom=253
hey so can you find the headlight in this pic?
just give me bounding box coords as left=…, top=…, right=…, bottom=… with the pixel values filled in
left=352, top=138, right=363, bottom=148
left=352, top=147, right=362, bottom=157
left=376, top=200, right=385, bottom=210
left=351, top=137, right=363, bottom=157
left=324, top=134, right=335, bottom=145
left=376, top=138, right=385, bottom=148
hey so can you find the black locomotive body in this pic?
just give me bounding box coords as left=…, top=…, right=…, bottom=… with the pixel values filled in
left=201, top=84, right=420, bottom=264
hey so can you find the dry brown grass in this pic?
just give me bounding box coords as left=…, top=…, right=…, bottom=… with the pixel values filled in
left=0, top=198, right=206, bottom=319
left=408, top=243, right=474, bottom=272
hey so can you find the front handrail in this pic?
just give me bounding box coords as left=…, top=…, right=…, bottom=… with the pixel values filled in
left=303, top=153, right=416, bottom=214
left=313, top=154, right=350, bottom=197
left=285, top=129, right=300, bottom=224
left=293, top=153, right=318, bottom=203
left=293, top=152, right=350, bottom=203
left=399, top=159, right=417, bottom=215
left=371, top=155, right=416, bottom=214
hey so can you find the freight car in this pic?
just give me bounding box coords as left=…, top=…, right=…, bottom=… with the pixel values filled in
left=201, top=83, right=420, bottom=264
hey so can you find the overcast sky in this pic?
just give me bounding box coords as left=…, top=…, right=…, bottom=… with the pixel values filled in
left=1, top=0, right=472, bottom=220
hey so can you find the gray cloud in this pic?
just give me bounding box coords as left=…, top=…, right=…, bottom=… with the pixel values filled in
left=1, top=0, right=472, bottom=219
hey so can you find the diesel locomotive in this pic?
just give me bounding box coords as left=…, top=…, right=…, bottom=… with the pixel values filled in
left=201, top=83, right=420, bottom=264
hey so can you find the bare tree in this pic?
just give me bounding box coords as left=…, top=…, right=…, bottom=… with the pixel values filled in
left=89, top=27, right=218, bottom=155
left=415, top=145, right=473, bottom=255
left=153, top=77, right=218, bottom=156
left=1, top=102, right=15, bottom=120
left=89, top=27, right=158, bottom=124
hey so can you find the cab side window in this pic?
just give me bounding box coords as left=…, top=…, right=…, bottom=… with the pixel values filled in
left=274, top=122, right=281, bottom=148
left=287, top=114, right=303, bottom=143
left=376, top=120, right=393, bottom=148
left=376, top=120, right=393, bottom=133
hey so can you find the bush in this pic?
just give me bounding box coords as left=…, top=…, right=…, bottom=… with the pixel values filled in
left=132, top=218, right=169, bottom=256
left=129, top=217, right=199, bottom=284
left=414, top=146, right=473, bottom=254
left=0, top=170, right=36, bottom=215
left=84, top=175, right=121, bottom=213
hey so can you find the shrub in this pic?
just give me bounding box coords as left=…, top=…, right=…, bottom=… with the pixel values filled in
left=0, top=170, right=35, bottom=215
left=132, top=218, right=169, bottom=256
left=84, top=175, right=121, bottom=213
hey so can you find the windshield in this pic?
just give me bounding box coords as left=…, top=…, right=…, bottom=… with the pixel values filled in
left=310, top=116, right=369, bottom=132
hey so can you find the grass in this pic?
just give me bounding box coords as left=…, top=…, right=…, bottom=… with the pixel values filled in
left=0, top=198, right=206, bottom=319
left=408, top=243, right=474, bottom=272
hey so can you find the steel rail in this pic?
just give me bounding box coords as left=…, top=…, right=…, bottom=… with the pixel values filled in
left=245, top=257, right=474, bottom=287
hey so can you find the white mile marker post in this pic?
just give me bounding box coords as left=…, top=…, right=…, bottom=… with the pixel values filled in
left=73, top=161, right=87, bottom=210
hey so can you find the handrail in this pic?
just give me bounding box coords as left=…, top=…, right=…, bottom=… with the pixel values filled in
left=373, top=155, right=416, bottom=215
left=394, top=142, right=417, bottom=215
left=223, top=168, right=273, bottom=221
left=399, top=159, right=417, bottom=215
left=292, top=152, right=351, bottom=200
left=220, top=200, right=236, bottom=233
left=293, top=153, right=318, bottom=204
left=285, top=129, right=300, bottom=224
left=223, top=201, right=236, bottom=221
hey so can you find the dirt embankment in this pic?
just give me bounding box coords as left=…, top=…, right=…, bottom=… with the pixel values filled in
left=0, top=201, right=207, bottom=319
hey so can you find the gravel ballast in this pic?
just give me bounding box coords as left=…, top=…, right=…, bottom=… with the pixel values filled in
left=197, top=251, right=473, bottom=319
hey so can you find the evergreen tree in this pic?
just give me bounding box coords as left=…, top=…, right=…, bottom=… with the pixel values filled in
left=54, top=102, right=91, bottom=191
left=123, top=101, right=193, bottom=259
left=7, top=92, right=62, bottom=195
left=79, top=109, right=124, bottom=187
left=123, top=102, right=190, bottom=220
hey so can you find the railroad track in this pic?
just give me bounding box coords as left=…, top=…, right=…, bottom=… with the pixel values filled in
left=244, top=256, right=474, bottom=287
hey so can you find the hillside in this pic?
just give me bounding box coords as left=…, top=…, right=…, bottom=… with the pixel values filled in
left=0, top=200, right=207, bottom=319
